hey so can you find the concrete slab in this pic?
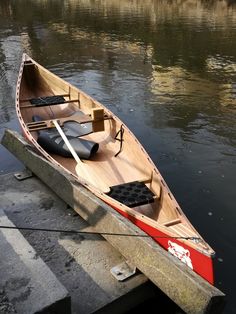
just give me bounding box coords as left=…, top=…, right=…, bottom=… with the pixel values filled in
left=0, top=209, right=70, bottom=314
left=0, top=172, right=155, bottom=314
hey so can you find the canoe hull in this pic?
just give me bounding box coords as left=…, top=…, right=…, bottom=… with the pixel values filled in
left=16, top=53, right=215, bottom=285
left=111, top=203, right=214, bottom=284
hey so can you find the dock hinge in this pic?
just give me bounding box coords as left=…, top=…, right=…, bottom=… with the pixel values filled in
left=14, top=169, right=33, bottom=181
left=110, top=260, right=137, bottom=281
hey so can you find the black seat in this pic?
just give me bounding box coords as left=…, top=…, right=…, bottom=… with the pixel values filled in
left=33, top=115, right=98, bottom=160
left=30, top=95, right=66, bottom=106
left=108, top=181, right=155, bottom=207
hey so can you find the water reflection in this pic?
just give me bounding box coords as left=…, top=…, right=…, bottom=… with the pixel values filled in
left=0, top=2, right=235, bottom=165
left=0, top=1, right=236, bottom=312
left=149, top=64, right=236, bottom=144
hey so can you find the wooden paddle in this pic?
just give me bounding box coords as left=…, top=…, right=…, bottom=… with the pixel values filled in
left=53, top=120, right=110, bottom=193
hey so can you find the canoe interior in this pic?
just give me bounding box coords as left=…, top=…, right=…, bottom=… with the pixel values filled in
left=17, top=57, right=214, bottom=258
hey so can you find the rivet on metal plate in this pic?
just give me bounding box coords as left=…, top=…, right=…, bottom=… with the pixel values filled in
left=14, top=169, right=33, bottom=181
left=110, top=261, right=137, bottom=281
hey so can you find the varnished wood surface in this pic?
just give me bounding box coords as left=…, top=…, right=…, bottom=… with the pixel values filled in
left=16, top=53, right=214, bottom=256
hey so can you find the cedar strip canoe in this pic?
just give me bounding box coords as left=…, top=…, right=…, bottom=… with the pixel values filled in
left=16, top=54, right=215, bottom=284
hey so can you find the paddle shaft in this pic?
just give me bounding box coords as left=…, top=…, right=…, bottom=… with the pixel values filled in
left=53, top=120, right=81, bottom=164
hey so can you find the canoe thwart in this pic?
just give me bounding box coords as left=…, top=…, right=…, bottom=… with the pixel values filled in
left=20, top=94, right=70, bottom=103
left=20, top=98, right=80, bottom=108
left=26, top=112, right=112, bottom=132
left=107, top=181, right=155, bottom=208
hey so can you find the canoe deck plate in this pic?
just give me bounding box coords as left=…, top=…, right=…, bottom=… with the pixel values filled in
left=110, top=261, right=137, bottom=281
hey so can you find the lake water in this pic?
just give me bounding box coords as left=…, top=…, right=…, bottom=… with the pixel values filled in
left=0, top=1, right=236, bottom=313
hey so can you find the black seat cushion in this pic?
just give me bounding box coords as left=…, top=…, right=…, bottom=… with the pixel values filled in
left=59, top=111, right=93, bottom=137
left=30, top=95, right=65, bottom=106
left=108, top=181, right=155, bottom=207
left=33, top=115, right=98, bottom=159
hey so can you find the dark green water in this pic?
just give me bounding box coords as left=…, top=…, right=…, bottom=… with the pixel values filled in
left=0, top=0, right=236, bottom=313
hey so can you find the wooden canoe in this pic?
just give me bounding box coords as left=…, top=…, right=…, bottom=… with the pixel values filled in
left=16, top=53, right=215, bottom=284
